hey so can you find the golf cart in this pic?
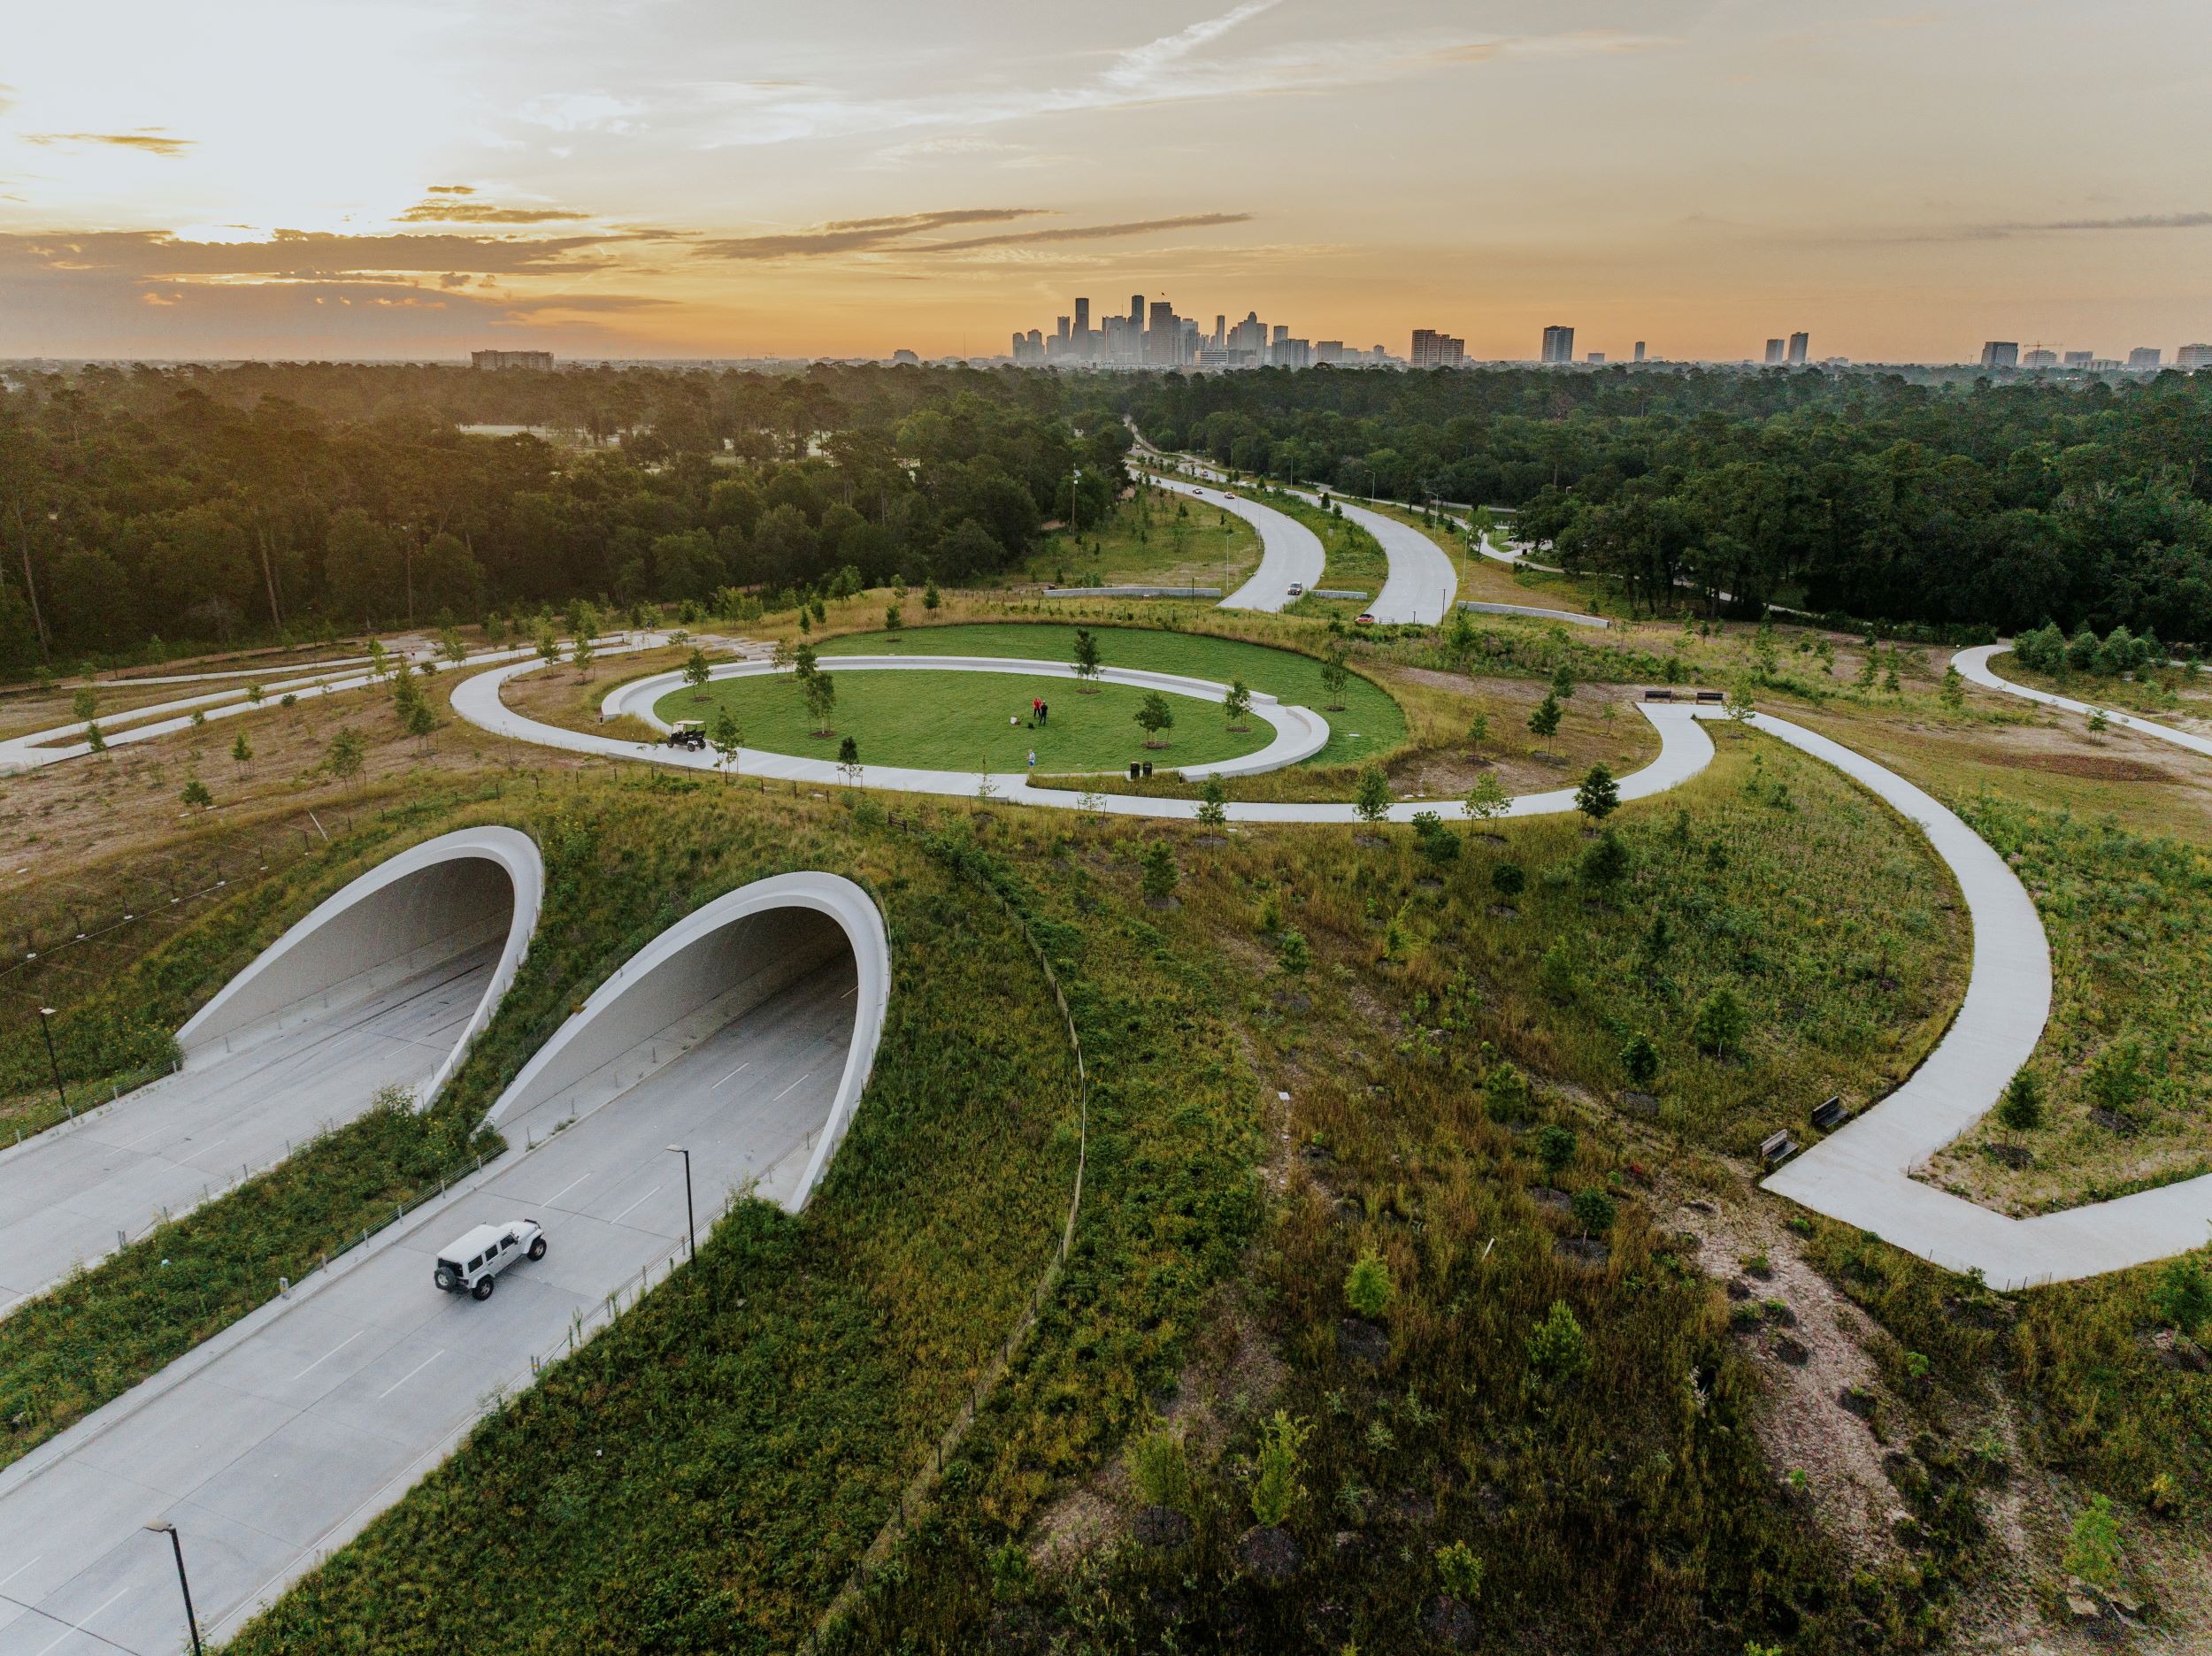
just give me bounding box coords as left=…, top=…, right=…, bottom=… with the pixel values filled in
left=665, top=721, right=708, bottom=751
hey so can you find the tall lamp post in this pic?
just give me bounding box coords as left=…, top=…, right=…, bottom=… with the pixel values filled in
left=36, top=1008, right=64, bottom=1109
left=143, top=1521, right=204, bottom=1656
left=665, top=1145, right=695, bottom=1259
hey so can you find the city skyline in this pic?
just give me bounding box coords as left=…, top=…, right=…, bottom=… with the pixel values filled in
left=4, top=0, right=2211, bottom=362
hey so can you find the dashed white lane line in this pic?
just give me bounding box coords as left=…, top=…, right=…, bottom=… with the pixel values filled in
left=288, top=1329, right=365, bottom=1383
left=376, top=1349, right=445, bottom=1400
left=608, top=1184, right=663, bottom=1226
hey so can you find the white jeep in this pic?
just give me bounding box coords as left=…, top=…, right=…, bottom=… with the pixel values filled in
left=433, top=1218, right=546, bottom=1300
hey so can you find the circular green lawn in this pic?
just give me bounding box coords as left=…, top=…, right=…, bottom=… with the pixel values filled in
left=656, top=668, right=1274, bottom=774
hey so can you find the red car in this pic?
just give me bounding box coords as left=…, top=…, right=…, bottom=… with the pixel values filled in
left=1355, top=612, right=1376, bottom=625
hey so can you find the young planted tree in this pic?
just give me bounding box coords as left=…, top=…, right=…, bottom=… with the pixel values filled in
left=922, top=578, right=941, bottom=612
left=1140, top=840, right=1179, bottom=901
left=1527, top=693, right=1563, bottom=752
left=1575, top=762, right=1619, bottom=823
left=572, top=631, right=597, bottom=679
left=1571, top=1188, right=1617, bottom=1238
left=1344, top=1248, right=1394, bottom=1320
left=1319, top=648, right=1350, bottom=710
left=1222, top=678, right=1253, bottom=731
left=1996, top=1070, right=2044, bottom=1133
left=682, top=648, right=713, bottom=702
left=1353, top=763, right=1392, bottom=824
left=231, top=732, right=254, bottom=776
left=1940, top=663, right=1967, bottom=711
left=1489, top=860, right=1525, bottom=898
left=1467, top=709, right=1490, bottom=761
left=709, top=708, right=743, bottom=778
left=1248, top=1411, right=1313, bottom=1530
left=404, top=697, right=438, bottom=749
left=1549, top=662, right=1576, bottom=701
left=1071, top=626, right=1102, bottom=691
left=1525, top=1299, right=1591, bottom=1384
left=836, top=735, right=861, bottom=786
left=1691, top=985, right=1747, bottom=1056
left=884, top=602, right=903, bottom=632
left=70, top=687, right=96, bottom=724
left=180, top=778, right=213, bottom=811
left=1196, top=775, right=1228, bottom=827
left=802, top=668, right=837, bottom=736
left=1465, top=771, right=1510, bottom=824
left=534, top=624, right=562, bottom=669
left=1621, top=1032, right=1659, bottom=1089
left=326, top=726, right=367, bottom=791
left=439, top=625, right=466, bottom=667
left=1135, top=691, right=1175, bottom=748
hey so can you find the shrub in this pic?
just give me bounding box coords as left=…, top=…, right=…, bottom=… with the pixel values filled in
left=1196, top=776, right=1228, bottom=827
left=1141, top=840, right=1179, bottom=901
left=1575, top=763, right=1619, bottom=823
left=1277, top=928, right=1311, bottom=974
left=1344, top=1248, right=1394, bottom=1319
left=1525, top=1299, right=1591, bottom=1383
left=1571, top=1188, right=1617, bottom=1237
left=2063, top=1493, right=2123, bottom=1590
left=1537, top=1124, right=1578, bottom=1179
left=1996, top=1070, right=2044, bottom=1132
left=1579, top=829, right=1628, bottom=886
left=1490, top=861, right=1526, bottom=898
left=1691, top=985, right=1747, bottom=1056
left=1527, top=693, right=1562, bottom=746
left=1482, top=1062, right=1529, bottom=1123
left=1125, top=1427, right=1194, bottom=1515
left=1433, top=1539, right=1484, bottom=1601
left=2085, top=1039, right=2148, bottom=1115
left=1353, top=763, right=1392, bottom=824
left=1249, top=1411, right=1313, bottom=1528
left=2151, top=1259, right=2212, bottom=1335
left=1537, top=941, right=1577, bottom=1002
left=1620, top=1032, right=1659, bottom=1088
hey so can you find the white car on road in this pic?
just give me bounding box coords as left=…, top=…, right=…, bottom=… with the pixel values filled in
left=434, top=1218, right=546, bottom=1300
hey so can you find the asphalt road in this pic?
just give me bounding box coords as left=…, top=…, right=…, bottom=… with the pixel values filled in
left=0, top=955, right=857, bottom=1655
left=0, top=943, right=501, bottom=1315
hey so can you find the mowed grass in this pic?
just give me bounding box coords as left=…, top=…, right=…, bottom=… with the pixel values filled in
left=657, top=668, right=1272, bottom=774
left=817, top=621, right=1407, bottom=767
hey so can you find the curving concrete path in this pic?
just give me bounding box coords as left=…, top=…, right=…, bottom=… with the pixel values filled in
left=1147, top=477, right=1325, bottom=612
left=457, top=650, right=1715, bottom=823
left=606, top=654, right=1328, bottom=786
left=1954, top=643, right=2212, bottom=759
left=0, top=829, right=543, bottom=1317
left=0, top=872, right=888, bottom=1654
left=0, top=637, right=650, bottom=777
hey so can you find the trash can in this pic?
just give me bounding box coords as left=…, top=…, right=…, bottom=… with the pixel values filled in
left=1141, top=761, right=1154, bottom=778
left=1128, top=762, right=1142, bottom=780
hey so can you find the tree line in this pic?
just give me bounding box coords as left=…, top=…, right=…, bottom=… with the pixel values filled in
left=1124, top=364, right=2212, bottom=640
left=0, top=363, right=1129, bottom=674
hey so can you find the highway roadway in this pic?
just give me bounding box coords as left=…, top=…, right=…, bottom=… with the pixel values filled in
left=0, top=943, right=503, bottom=1316
left=0, top=954, right=858, bottom=1654
left=1147, top=477, right=1325, bottom=611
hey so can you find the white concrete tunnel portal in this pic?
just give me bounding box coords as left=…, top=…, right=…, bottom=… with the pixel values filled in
left=174, top=825, right=544, bottom=1104
left=484, top=871, right=891, bottom=1215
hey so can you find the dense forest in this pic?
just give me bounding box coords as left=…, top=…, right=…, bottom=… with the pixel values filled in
left=4, top=358, right=2208, bottom=674
left=0, top=363, right=1128, bottom=674
left=1132, top=365, right=2212, bottom=638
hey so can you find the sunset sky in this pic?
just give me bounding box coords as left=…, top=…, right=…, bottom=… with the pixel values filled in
left=4, top=0, right=2208, bottom=364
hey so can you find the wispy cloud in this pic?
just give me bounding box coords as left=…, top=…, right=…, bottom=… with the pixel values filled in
left=695, top=207, right=1046, bottom=260
left=2025, top=211, right=2212, bottom=233
left=25, top=129, right=194, bottom=157
left=691, top=12, right=1675, bottom=150
left=691, top=208, right=1249, bottom=263
left=1878, top=209, right=2212, bottom=243
left=395, top=198, right=596, bottom=225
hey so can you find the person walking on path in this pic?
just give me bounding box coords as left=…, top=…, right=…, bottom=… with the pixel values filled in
left=1027, top=748, right=1037, bottom=773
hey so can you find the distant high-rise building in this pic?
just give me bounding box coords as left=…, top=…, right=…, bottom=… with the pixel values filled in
left=1981, top=341, right=2020, bottom=369
left=1315, top=341, right=1345, bottom=365
left=1147, top=300, right=1177, bottom=365
left=891, top=349, right=920, bottom=366
left=1540, top=325, right=1575, bottom=364
left=1633, top=341, right=1647, bottom=364
left=1213, top=314, right=1226, bottom=350
left=1073, top=297, right=1089, bottom=335
left=1763, top=338, right=1786, bottom=365
left=2129, top=347, right=2162, bottom=370
left=1274, top=338, right=1312, bottom=369
left=1409, top=329, right=1465, bottom=369
left=1130, top=295, right=1144, bottom=326
left=2062, top=349, right=2093, bottom=367
left=2023, top=349, right=2058, bottom=369
left=2178, top=343, right=2212, bottom=368
left=1787, top=331, right=1809, bottom=365
left=472, top=349, right=553, bottom=372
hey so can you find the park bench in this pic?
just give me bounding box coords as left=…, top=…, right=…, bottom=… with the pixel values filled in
left=1695, top=689, right=1725, bottom=704
left=1643, top=688, right=1676, bottom=702
left=1759, top=1130, right=1798, bottom=1167
left=1810, top=1096, right=1850, bottom=1131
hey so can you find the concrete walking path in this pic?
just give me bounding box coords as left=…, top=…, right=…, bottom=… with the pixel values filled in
left=1148, top=476, right=1325, bottom=612
left=1953, top=643, right=2212, bottom=758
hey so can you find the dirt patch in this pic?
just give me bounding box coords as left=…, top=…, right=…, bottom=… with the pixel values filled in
left=2013, top=752, right=2174, bottom=783
left=1672, top=1192, right=1903, bottom=1568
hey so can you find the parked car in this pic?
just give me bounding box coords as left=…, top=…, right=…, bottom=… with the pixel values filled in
left=434, top=1219, right=546, bottom=1301
left=665, top=721, right=708, bottom=751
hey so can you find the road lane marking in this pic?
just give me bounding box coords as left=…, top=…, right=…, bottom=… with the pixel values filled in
left=377, top=1349, right=445, bottom=1399
left=542, top=1170, right=594, bottom=1206
left=0, top=1552, right=40, bottom=1591
left=608, top=1184, right=663, bottom=1225
left=289, top=1329, right=365, bottom=1382
left=31, top=1585, right=131, bottom=1656
left=710, top=1062, right=749, bottom=1090
left=772, top=1071, right=811, bottom=1102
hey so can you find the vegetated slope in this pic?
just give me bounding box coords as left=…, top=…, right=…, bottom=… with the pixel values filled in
left=229, top=794, right=1263, bottom=1652
left=818, top=740, right=1986, bottom=1652
left=1924, top=794, right=2212, bottom=1215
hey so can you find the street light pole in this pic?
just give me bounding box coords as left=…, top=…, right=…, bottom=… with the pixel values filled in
left=36, top=1008, right=64, bottom=1109
left=144, top=1522, right=205, bottom=1656
left=666, top=1145, right=695, bottom=1259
